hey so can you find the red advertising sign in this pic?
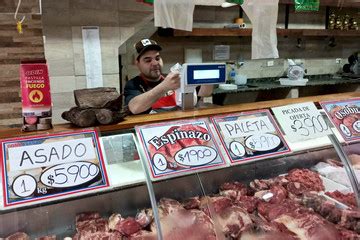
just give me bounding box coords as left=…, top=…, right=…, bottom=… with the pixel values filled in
left=136, top=119, right=227, bottom=180
left=20, top=63, right=52, bottom=131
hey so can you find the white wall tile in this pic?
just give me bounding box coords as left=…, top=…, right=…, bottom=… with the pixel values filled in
left=50, top=76, right=76, bottom=93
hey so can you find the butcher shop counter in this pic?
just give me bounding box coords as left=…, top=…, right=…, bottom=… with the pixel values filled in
left=0, top=92, right=360, bottom=239
left=213, top=74, right=360, bottom=105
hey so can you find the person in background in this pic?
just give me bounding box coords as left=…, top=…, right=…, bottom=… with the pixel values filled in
left=124, top=39, right=213, bottom=114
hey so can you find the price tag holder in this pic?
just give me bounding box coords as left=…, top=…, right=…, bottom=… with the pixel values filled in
left=272, top=102, right=331, bottom=142
left=0, top=129, right=109, bottom=208
left=211, top=110, right=291, bottom=164
left=320, top=98, right=360, bottom=143
left=136, top=118, right=226, bottom=180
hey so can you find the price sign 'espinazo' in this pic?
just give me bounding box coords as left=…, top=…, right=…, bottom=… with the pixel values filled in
left=0, top=130, right=108, bottom=207
left=211, top=110, right=291, bottom=164
left=136, top=119, right=226, bottom=180
left=272, top=102, right=331, bottom=142
left=320, top=98, right=360, bottom=143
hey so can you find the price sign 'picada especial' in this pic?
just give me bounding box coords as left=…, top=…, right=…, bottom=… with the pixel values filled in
left=272, top=102, right=331, bottom=142
left=211, top=110, right=291, bottom=164
left=0, top=130, right=108, bottom=208
left=136, top=119, right=226, bottom=180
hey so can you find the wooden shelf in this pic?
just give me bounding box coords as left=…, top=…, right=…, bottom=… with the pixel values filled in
left=279, top=0, right=360, bottom=8
left=173, top=28, right=252, bottom=37
left=173, top=28, right=360, bottom=37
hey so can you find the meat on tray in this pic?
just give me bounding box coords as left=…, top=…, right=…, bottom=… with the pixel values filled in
left=325, top=190, right=357, bottom=209
left=5, top=232, right=30, bottom=240
left=4, top=232, right=55, bottom=240
left=131, top=198, right=217, bottom=240
left=299, top=192, right=360, bottom=234
left=5, top=168, right=360, bottom=239
left=285, top=168, right=325, bottom=192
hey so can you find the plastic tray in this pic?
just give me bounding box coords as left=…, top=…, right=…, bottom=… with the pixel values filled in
left=279, top=78, right=308, bottom=86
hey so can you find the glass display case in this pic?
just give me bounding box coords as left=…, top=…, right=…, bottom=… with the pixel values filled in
left=0, top=97, right=359, bottom=239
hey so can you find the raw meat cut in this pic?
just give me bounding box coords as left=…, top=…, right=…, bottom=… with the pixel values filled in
left=297, top=192, right=360, bottom=233
left=199, top=196, right=253, bottom=238
left=326, top=190, right=357, bottom=209
left=73, top=212, right=123, bottom=240
left=72, top=231, right=121, bottom=240
left=236, top=196, right=259, bottom=213
left=5, top=232, right=30, bottom=240
left=240, top=215, right=298, bottom=240
left=109, top=214, right=141, bottom=236
left=183, top=196, right=201, bottom=210
left=135, top=209, right=153, bottom=228
left=35, top=235, right=56, bottom=240
left=219, top=181, right=249, bottom=201
left=157, top=198, right=217, bottom=239
left=257, top=199, right=340, bottom=240
left=117, top=217, right=141, bottom=236
left=285, top=168, right=324, bottom=192
left=274, top=211, right=340, bottom=240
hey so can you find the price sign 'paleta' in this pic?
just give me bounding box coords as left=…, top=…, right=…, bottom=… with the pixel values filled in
left=136, top=119, right=226, bottom=180
left=211, top=110, right=290, bottom=164
left=272, top=102, right=331, bottom=142
left=0, top=130, right=109, bottom=207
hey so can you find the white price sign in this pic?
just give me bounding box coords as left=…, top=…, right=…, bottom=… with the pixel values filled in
left=272, top=102, right=331, bottom=142
left=0, top=130, right=109, bottom=207
left=8, top=138, right=96, bottom=171
left=211, top=110, right=291, bottom=164
left=136, top=119, right=226, bottom=180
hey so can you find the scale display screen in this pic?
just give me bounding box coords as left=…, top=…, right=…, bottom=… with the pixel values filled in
left=186, top=64, right=226, bottom=85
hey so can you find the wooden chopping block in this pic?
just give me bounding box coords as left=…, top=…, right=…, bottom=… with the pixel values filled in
left=62, top=107, right=97, bottom=127
left=74, top=87, right=122, bottom=110
left=94, top=109, right=127, bottom=125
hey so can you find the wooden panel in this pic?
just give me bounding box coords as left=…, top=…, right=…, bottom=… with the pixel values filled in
left=280, top=0, right=360, bottom=7
left=174, top=28, right=360, bottom=37
left=0, top=92, right=359, bottom=138
left=174, top=28, right=252, bottom=37
left=302, top=29, right=360, bottom=37
left=0, top=0, right=44, bottom=127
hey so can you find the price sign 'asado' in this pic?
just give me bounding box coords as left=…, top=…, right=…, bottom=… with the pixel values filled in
left=0, top=130, right=108, bottom=207
left=272, top=102, right=331, bottom=142
left=211, top=110, right=291, bottom=164
left=136, top=119, right=226, bottom=180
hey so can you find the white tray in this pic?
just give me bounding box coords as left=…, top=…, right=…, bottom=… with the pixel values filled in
left=218, top=84, right=238, bottom=90
left=279, top=78, right=308, bottom=86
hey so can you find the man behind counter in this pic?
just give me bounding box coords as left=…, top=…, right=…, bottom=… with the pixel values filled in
left=124, top=39, right=212, bottom=114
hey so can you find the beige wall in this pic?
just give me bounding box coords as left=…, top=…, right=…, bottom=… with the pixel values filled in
left=42, top=2, right=360, bottom=124
left=42, top=0, right=154, bottom=123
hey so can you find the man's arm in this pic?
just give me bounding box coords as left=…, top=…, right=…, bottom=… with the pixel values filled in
left=128, top=72, right=180, bottom=114
left=198, top=85, right=214, bottom=97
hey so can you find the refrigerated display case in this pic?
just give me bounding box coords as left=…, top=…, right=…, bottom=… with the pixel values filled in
left=0, top=92, right=359, bottom=239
